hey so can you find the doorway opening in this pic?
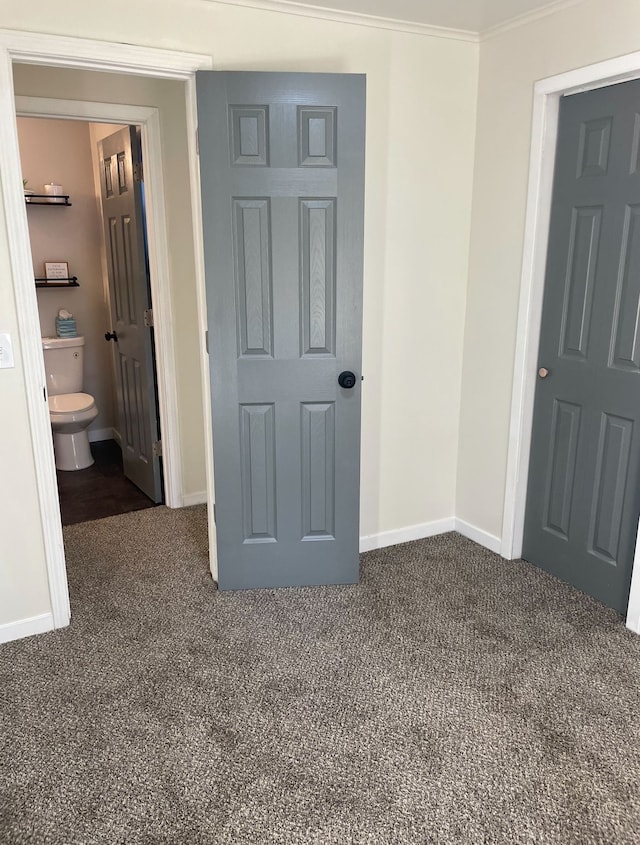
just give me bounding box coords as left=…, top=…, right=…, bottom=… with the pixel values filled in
left=17, top=114, right=163, bottom=525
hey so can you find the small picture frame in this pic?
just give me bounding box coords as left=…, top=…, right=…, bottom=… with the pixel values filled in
left=44, top=261, right=69, bottom=281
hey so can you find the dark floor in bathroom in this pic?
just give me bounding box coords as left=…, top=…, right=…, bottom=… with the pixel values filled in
left=56, top=439, right=159, bottom=526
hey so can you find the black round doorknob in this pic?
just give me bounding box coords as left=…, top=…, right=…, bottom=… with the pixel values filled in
left=338, top=370, right=357, bottom=389
left=104, top=330, right=118, bottom=342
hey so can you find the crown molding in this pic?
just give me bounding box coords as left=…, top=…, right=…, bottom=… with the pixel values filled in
left=0, top=28, right=213, bottom=75
left=202, top=0, right=479, bottom=42
left=204, top=0, right=590, bottom=43
left=0, top=1, right=589, bottom=50
left=480, top=0, right=586, bottom=41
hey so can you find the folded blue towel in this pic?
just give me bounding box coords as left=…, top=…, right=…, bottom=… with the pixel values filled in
left=56, top=316, right=77, bottom=338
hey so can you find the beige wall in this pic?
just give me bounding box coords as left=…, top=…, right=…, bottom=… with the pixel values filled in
left=0, top=217, right=52, bottom=629
left=17, top=116, right=116, bottom=434
left=456, top=0, right=640, bottom=539
left=0, top=2, right=479, bottom=630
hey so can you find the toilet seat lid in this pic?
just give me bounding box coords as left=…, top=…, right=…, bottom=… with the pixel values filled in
left=48, top=392, right=95, bottom=414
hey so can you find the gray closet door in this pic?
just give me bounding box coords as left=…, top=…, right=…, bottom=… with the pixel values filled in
left=523, top=79, right=640, bottom=612
left=197, top=71, right=366, bottom=590
left=98, top=126, right=162, bottom=503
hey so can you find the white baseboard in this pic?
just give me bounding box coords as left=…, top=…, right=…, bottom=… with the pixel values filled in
left=359, top=517, right=455, bottom=553
left=88, top=427, right=115, bottom=443
left=454, top=518, right=502, bottom=554
left=0, top=612, right=54, bottom=645
left=181, top=490, right=207, bottom=508
left=359, top=517, right=503, bottom=557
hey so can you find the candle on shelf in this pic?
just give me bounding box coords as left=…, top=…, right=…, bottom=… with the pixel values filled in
left=43, top=183, right=64, bottom=203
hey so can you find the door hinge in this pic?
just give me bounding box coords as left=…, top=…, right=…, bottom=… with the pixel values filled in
left=134, top=161, right=144, bottom=182
left=144, top=308, right=154, bottom=328
left=152, top=440, right=162, bottom=458
left=213, top=503, right=216, bottom=523
left=205, top=329, right=209, bottom=354
left=196, top=127, right=199, bottom=155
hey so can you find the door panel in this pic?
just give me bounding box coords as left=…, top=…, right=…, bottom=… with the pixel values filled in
left=98, top=127, right=162, bottom=503
left=558, top=205, right=601, bottom=359
left=543, top=399, right=582, bottom=540
left=301, top=199, right=336, bottom=356
left=233, top=198, right=273, bottom=357
left=197, top=71, right=365, bottom=590
left=301, top=401, right=336, bottom=539
left=523, top=79, right=640, bottom=612
left=588, top=412, right=633, bottom=563
left=240, top=403, right=277, bottom=542
left=611, top=204, right=640, bottom=370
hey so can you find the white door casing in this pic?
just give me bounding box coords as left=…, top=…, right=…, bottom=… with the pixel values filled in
left=0, top=29, right=214, bottom=632
left=501, top=51, right=640, bottom=633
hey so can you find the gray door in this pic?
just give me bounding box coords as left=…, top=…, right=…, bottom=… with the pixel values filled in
left=98, top=127, right=162, bottom=503
left=197, top=71, right=365, bottom=590
left=523, top=79, right=640, bottom=613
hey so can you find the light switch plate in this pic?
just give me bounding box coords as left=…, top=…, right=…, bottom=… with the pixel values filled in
left=0, top=332, right=15, bottom=369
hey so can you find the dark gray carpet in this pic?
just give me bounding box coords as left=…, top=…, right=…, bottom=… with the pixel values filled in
left=1, top=505, right=640, bottom=844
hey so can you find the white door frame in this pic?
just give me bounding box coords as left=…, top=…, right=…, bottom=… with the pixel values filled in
left=500, top=50, right=640, bottom=634
left=0, top=29, right=216, bottom=631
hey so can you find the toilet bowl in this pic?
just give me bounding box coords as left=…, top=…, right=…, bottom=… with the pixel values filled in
left=48, top=392, right=99, bottom=471
left=41, top=336, right=99, bottom=471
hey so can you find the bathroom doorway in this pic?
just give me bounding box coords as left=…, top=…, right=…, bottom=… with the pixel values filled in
left=17, top=114, right=163, bottom=525
left=1, top=36, right=214, bottom=639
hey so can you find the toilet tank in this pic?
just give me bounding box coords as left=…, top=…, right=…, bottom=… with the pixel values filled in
left=42, top=336, right=85, bottom=396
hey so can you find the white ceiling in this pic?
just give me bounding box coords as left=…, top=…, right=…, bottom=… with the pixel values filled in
left=264, top=0, right=570, bottom=33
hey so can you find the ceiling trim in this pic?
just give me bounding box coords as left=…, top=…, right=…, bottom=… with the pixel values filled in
left=203, top=0, right=479, bottom=42
left=480, top=0, right=586, bottom=40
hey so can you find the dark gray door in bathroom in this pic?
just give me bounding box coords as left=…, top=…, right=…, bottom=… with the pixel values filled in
left=98, top=127, right=162, bottom=503
left=523, top=79, right=640, bottom=613
left=197, top=71, right=366, bottom=590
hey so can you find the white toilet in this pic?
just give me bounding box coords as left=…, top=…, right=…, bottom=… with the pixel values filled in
left=42, top=336, right=99, bottom=471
